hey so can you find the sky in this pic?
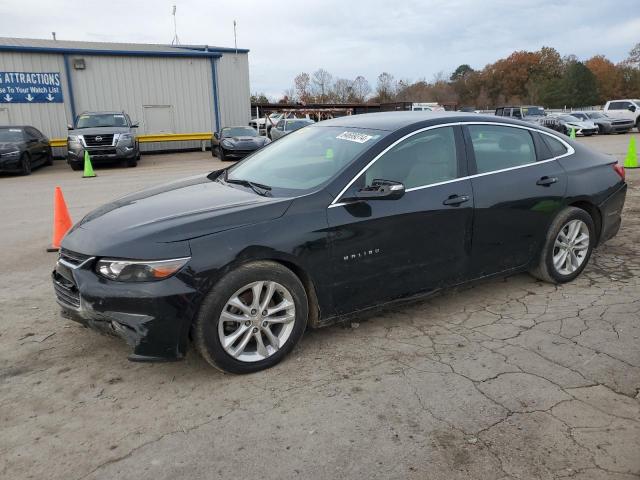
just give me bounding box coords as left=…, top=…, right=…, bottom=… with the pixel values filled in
left=1, top=0, right=639, bottom=99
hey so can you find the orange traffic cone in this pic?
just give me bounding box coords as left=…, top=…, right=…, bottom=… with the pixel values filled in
left=47, top=187, right=73, bottom=252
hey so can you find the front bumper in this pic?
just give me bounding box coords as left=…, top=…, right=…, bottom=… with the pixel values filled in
left=67, top=144, right=137, bottom=164
left=0, top=154, right=21, bottom=172
left=221, top=147, right=258, bottom=159
left=52, top=251, right=198, bottom=361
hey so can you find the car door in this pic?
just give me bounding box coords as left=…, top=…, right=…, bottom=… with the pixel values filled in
left=327, top=125, right=474, bottom=314
left=463, top=123, right=568, bottom=278
left=272, top=120, right=285, bottom=140
left=31, top=127, right=50, bottom=164
left=609, top=101, right=633, bottom=121
left=23, top=127, right=45, bottom=163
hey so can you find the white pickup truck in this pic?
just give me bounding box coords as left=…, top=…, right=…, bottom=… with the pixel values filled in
left=603, top=99, right=640, bottom=130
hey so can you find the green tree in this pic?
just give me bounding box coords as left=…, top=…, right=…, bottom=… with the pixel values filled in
left=250, top=92, right=269, bottom=104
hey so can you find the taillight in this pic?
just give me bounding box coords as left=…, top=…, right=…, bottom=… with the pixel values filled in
left=613, top=163, right=626, bottom=181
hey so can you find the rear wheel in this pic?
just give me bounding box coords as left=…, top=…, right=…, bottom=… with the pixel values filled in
left=529, top=207, right=595, bottom=284
left=20, top=153, right=32, bottom=176
left=193, top=261, right=308, bottom=373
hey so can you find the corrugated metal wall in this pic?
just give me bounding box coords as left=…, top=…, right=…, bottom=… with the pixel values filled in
left=216, top=53, right=251, bottom=128
left=0, top=51, right=73, bottom=140
left=0, top=48, right=251, bottom=153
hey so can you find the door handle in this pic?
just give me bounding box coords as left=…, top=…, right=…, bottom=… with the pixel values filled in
left=536, top=176, right=558, bottom=186
left=443, top=194, right=470, bottom=206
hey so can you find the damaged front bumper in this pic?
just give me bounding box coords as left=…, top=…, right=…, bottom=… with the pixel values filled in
left=52, top=252, right=199, bottom=361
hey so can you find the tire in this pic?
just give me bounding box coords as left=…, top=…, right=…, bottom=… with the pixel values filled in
left=20, top=153, right=32, bottom=176
left=211, top=146, right=217, bottom=158
left=69, top=161, right=83, bottom=171
left=193, top=261, right=308, bottom=374
left=529, top=207, right=595, bottom=284
left=125, top=158, right=138, bottom=168
left=219, top=147, right=227, bottom=161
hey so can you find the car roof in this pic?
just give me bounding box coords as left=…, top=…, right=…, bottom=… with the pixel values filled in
left=315, top=111, right=538, bottom=132
left=79, top=111, right=125, bottom=115
left=0, top=125, right=27, bottom=129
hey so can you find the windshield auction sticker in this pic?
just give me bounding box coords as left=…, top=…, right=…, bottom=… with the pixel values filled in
left=336, top=131, right=374, bottom=143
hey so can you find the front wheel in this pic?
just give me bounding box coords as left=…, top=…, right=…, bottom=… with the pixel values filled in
left=20, top=154, right=32, bottom=175
left=529, top=207, right=595, bottom=284
left=193, top=261, right=308, bottom=373
left=69, top=161, right=83, bottom=171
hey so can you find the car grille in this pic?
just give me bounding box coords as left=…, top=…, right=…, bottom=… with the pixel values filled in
left=87, top=148, right=117, bottom=156
left=84, top=134, right=115, bottom=147
left=611, top=120, right=632, bottom=126
left=53, top=275, right=81, bottom=308
left=59, top=248, right=91, bottom=267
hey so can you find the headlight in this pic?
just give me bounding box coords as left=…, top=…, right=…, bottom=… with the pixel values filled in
left=68, top=135, right=82, bottom=146
left=118, top=133, right=133, bottom=144
left=221, top=139, right=234, bottom=148
left=96, top=257, right=190, bottom=282
left=263, top=138, right=271, bottom=145
left=1, top=150, right=20, bottom=157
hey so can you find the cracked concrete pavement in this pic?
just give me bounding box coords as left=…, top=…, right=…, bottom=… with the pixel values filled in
left=1, top=134, right=639, bottom=479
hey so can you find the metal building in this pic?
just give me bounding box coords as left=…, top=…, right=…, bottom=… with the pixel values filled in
left=0, top=37, right=250, bottom=153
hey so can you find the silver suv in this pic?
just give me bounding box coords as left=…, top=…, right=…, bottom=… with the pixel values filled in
left=67, top=111, right=140, bottom=170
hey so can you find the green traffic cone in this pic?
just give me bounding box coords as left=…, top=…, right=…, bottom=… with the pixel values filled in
left=569, top=127, right=576, bottom=139
left=82, top=150, right=96, bottom=178
left=623, top=136, right=638, bottom=169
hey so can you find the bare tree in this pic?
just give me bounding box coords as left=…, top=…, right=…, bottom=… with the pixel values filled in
left=312, top=68, right=333, bottom=103
left=333, top=78, right=353, bottom=103
left=352, top=76, right=371, bottom=102
left=376, top=72, right=396, bottom=102
left=294, top=72, right=312, bottom=103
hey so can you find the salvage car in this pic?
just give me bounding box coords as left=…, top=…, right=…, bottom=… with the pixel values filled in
left=269, top=118, right=314, bottom=140
left=570, top=111, right=634, bottom=134
left=0, top=126, right=53, bottom=175
left=211, top=126, right=271, bottom=160
left=53, top=112, right=627, bottom=373
left=549, top=114, right=598, bottom=136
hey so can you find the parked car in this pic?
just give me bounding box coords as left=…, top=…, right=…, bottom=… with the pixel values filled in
left=53, top=112, right=627, bottom=373
left=67, top=111, right=140, bottom=171
left=603, top=100, right=640, bottom=131
left=269, top=118, right=314, bottom=140
left=211, top=126, right=271, bottom=160
left=548, top=114, right=598, bottom=136
left=412, top=103, right=445, bottom=112
left=0, top=126, right=52, bottom=175
left=495, top=105, right=546, bottom=123
left=570, top=111, right=634, bottom=134
left=249, top=112, right=294, bottom=135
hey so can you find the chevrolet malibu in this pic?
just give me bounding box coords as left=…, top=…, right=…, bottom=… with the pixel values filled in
left=53, top=112, right=627, bottom=373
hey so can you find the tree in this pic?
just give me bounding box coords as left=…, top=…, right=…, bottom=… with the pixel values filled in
left=312, top=68, right=333, bottom=103
left=352, top=75, right=371, bottom=102
left=450, top=64, right=474, bottom=81
left=250, top=92, right=269, bottom=104
left=585, top=55, right=623, bottom=102
left=332, top=78, right=353, bottom=103
left=376, top=72, right=396, bottom=102
left=294, top=72, right=312, bottom=103
left=625, top=42, right=640, bottom=68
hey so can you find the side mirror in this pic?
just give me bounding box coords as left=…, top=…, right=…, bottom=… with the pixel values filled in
left=213, top=132, right=219, bottom=139
left=67, top=124, right=73, bottom=130
left=628, top=105, right=636, bottom=112
left=354, top=179, right=405, bottom=201
left=131, top=122, right=139, bottom=128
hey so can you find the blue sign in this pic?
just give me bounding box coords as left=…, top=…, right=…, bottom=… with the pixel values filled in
left=0, top=71, right=63, bottom=103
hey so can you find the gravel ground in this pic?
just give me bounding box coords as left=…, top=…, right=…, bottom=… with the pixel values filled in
left=1, top=134, right=639, bottom=480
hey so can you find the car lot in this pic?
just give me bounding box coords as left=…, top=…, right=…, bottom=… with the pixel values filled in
left=1, top=134, right=639, bottom=479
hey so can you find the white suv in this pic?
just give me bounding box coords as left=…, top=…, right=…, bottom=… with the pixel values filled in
left=603, top=99, right=640, bottom=130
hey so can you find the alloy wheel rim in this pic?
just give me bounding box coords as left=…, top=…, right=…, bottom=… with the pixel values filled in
left=218, top=281, right=296, bottom=362
left=552, top=219, right=590, bottom=275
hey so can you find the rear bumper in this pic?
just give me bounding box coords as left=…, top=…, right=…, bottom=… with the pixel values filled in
left=52, top=258, right=199, bottom=361
left=598, top=183, right=627, bottom=245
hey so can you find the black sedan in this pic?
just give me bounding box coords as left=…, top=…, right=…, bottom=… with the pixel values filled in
left=211, top=126, right=271, bottom=161
left=53, top=112, right=627, bottom=373
left=0, top=126, right=53, bottom=175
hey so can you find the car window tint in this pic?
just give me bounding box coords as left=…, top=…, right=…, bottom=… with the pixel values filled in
left=541, top=134, right=568, bottom=158
left=512, top=109, right=522, bottom=118
left=495, top=108, right=503, bottom=116
left=468, top=125, right=536, bottom=174
left=364, top=127, right=458, bottom=189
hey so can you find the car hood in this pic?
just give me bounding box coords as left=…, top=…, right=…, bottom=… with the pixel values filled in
left=565, top=120, right=596, bottom=129
left=69, top=127, right=132, bottom=136
left=62, top=173, right=292, bottom=258
left=0, top=142, right=22, bottom=154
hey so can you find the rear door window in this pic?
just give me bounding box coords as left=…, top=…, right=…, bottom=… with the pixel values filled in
left=467, top=125, right=536, bottom=174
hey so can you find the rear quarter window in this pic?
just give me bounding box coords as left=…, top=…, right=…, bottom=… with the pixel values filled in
left=541, top=134, right=569, bottom=158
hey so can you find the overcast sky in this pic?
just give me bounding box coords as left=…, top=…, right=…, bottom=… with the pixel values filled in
left=1, top=0, right=639, bottom=99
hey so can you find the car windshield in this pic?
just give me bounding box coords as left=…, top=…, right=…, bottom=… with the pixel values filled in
left=571, top=113, right=587, bottom=119
left=222, top=127, right=257, bottom=137
left=0, top=128, right=24, bottom=142
left=225, top=126, right=388, bottom=195
left=560, top=115, right=581, bottom=122
left=587, top=112, right=605, bottom=119
left=76, top=114, right=127, bottom=128
left=285, top=120, right=312, bottom=131
left=522, top=107, right=545, bottom=116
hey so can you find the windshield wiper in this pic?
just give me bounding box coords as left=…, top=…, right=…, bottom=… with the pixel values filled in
left=225, top=177, right=272, bottom=196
